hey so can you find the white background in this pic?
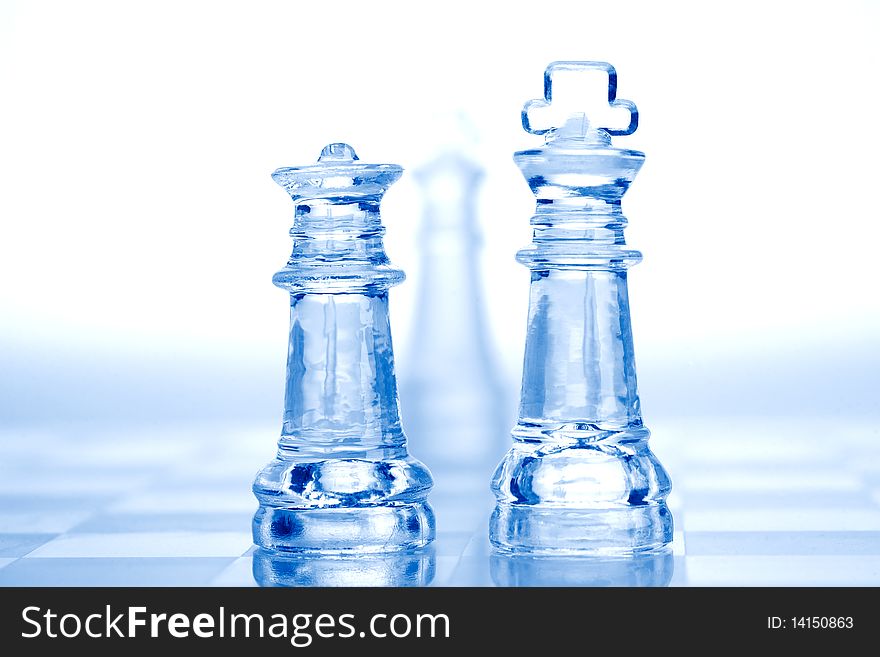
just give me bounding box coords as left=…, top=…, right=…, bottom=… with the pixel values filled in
left=0, top=0, right=877, bottom=424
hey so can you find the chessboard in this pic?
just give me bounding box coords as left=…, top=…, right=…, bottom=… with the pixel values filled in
left=1, top=417, right=879, bottom=586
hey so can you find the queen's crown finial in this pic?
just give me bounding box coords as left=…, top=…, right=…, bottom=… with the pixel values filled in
left=522, top=61, right=638, bottom=145
left=317, top=142, right=359, bottom=162
left=271, top=143, right=402, bottom=202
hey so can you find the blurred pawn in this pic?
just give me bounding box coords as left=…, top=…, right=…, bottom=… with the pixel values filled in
left=399, top=152, right=509, bottom=483
left=253, top=547, right=435, bottom=587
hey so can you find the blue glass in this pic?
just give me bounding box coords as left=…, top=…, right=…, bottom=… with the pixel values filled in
left=252, top=143, right=435, bottom=553
left=490, top=62, right=673, bottom=554
left=490, top=549, right=673, bottom=586
left=253, top=547, right=436, bottom=587
left=399, top=152, right=509, bottom=476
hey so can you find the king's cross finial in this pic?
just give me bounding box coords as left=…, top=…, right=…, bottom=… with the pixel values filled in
left=522, top=61, right=639, bottom=141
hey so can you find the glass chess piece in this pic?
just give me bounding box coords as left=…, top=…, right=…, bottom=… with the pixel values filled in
left=399, top=152, right=509, bottom=479
left=490, top=62, right=673, bottom=554
left=252, top=143, right=435, bottom=553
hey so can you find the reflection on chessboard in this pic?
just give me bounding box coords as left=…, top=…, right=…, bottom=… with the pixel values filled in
left=252, top=548, right=437, bottom=587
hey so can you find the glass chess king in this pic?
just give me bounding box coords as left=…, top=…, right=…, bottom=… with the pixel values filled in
left=490, top=61, right=673, bottom=554
left=252, top=143, right=435, bottom=553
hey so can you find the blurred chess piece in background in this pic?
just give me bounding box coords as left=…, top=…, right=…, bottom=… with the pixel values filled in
left=399, top=151, right=510, bottom=486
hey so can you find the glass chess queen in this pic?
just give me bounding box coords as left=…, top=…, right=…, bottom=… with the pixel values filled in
left=252, top=143, right=435, bottom=553
left=490, top=62, right=673, bottom=554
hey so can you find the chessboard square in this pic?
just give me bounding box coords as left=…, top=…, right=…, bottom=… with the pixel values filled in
left=0, top=557, right=235, bottom=586
left=209, top=557, right=256, bottom=586
left=25, top=532, right=253, bottom=558
left=70, top=512, right=254, bottom=534
left=684, top=555, right=880, bottom=586
left=683, top=508, right=880, bottom=532
left=0, top=533, right=59, bottom=557
left=685, top=531, right=880, bottom=556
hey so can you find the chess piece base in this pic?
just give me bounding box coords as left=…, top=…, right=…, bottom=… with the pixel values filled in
left=253, top=455, right=435, bottom=553
left=253, top=502, right=435, bottom=554
left=490, top=433, right=672, bottom=554
left=490, top=503, right=672, bottom=555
